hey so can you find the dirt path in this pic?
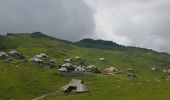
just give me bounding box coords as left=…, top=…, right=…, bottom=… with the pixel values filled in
left=32, top=89, right=61, bottom=100
left=31, top=81, right=111, bottom=100
left=32, top=95, right=46, bottom=100
left=32, top=79, right=126, bottom=100
left=86, top=79, right=126, bottom=84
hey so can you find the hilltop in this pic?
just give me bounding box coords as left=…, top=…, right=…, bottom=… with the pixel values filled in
left=76, top=38, right=124, bottom=50
left=0, top=32, right=170, bottom=100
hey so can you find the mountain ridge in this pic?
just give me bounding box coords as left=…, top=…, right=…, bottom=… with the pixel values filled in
left=0, top=32, right=162, bottom=54
left=0, top=32, right=170, bottom=99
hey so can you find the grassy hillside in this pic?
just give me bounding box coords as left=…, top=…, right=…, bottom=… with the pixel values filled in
left=75, top=38, right=157, bottom=53
left=0, top=33, right=170, bottom=100
left=75, top=38, right=125, bottom=51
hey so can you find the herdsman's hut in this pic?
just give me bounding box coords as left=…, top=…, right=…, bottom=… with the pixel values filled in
left=75, top=66, right=85, bottom=72
left=103, top=67, right=120, bottom=75
left=9, top=50, right=25, bottom=59
left=62, top=79, right=89, bottom=93
left=86, top=65, right=101, bottom=73
left=126, top=68, right=135, bottom=72
left=99, top=57, right=105, bottom=61
left=0, top=51, right=9, bottom=58
left=75, top=56, right=81, bottom=60
left=151, top=67, right=158, bottom=71
left=30, top=57, right=43, bottom=64
left=35, top=53, right=48, bottom=58
left=64, top=59, right=72, bottom=63
left=58, top=67, right=68, bottom=72
left=128, top=73, right=137, bottom=79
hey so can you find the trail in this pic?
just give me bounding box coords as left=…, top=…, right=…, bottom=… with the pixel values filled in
left=32, top=79, right=126, bottom=100
left=32, top=81, right=115, bottom=100
left=86, top=79, right=126, bottom=84
left=86, top=81, right=114, bottom=83
left=32, top=89, right=61, bottom=100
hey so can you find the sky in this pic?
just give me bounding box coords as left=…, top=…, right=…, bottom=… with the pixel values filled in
left=0, top=0, right=170, bottom=53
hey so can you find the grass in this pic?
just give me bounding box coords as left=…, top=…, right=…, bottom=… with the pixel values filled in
left=48, top=75, right=170, bottom=100
left=0, top=33, right=170, bottom=100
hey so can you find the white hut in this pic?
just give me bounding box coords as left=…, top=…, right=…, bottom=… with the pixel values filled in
left=59, top=67, right=68, bottom=72
left=99, top=57, right=105, bottom=61
left=167, top=69, right=170, bottom=74
left=61, top=63, right=72, bottom=68
left=86, top=65, right=101, bottom=73
left=103, top=67, right=120, bottom=75
left=163, top=69, right=167, bottom=73
left=75, top=56, right=81, bottom=59
left=0, top=51, right=9, bottom=58
left=75, top=66, right=85, bottom=72
left=64, top=59, right=72, bottom=63
left=151, top=67, right=158, bottom=71
left=30, top=57, right=43, bottom=63
left=9, top=50, right=20, bottom=54
left=86, top=65, right=96, bottom=69
left=62, top=79, right=89, bottom=93
left=35, top=53, right=48, bottom=58
left=126, top=68, right=135, bottom=72
left=9, top=50, right=25, bottom=59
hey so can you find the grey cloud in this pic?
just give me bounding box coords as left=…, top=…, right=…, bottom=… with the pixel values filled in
left=0, top=0, right=95, bottom=41
left=112, top=0, right=170, bottom=52
left=1, top=0, right=170, bottom=53
left=85, top=0, right=170, bottom=52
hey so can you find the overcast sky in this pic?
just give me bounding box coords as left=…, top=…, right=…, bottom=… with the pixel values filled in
left=0, top=0, right=170, bottom=53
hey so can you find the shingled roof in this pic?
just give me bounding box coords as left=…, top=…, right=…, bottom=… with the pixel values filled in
left=62, top=79, right=89, bottom=93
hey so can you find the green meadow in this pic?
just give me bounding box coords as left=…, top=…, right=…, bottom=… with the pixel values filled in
left=0, top=33, right=170, bottom=100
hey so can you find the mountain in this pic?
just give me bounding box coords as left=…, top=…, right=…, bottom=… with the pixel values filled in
left=76, top=38, right=157, bottom=54
left=0, top=32, right=170, bottom=100
left=0, top=32, right=158, bottom=53
left=76, top=38, right=125, bottom=50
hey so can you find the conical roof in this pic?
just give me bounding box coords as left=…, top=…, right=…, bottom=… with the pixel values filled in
left=75, top=84, right=89, bottom=92
left=62, top=79, right=89, bottom=93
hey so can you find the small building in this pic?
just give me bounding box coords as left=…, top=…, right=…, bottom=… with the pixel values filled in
left=151, top=67, right=158, bottom=71
left=86, top=65, right=96, bottom=69
left=163, top=69, right=167, bottom=73
left=59, top=67, right=68, bottom=72
left=45, top=60, right=56, bottom=67
left=126, top=68, right=135, bottom=72
left=61, top=63, right=72, bottom=68
left=0, top=51, right=9, bottom=58
left=9, top=50, right=25, bottom=59
left=6, top=58, right=12, bottom=61
left=75, top=66, right=85, bottom=72
left=9, top=50, right=19, bottom=54
left=35, top=53, right=48, bottom=58
left=162, top=69, right=170, bottom=74
left=167, top=69, right=170, bottom=74
left=64, top=59, right=72, bottom=63
left=86, top=65, right=101, bottom=73
left=99, top=57, right=105, bottom=61
left=62, top=79, right=89, bottom=93
left=30, top=57, right=43, bottom=64
left=103, top=67, right=120, bottom=75
left=128, top=73, right=137, bottom=79
left=75, top=56, right=81, bottom=60
left=60, top=63, right=74, bottom=72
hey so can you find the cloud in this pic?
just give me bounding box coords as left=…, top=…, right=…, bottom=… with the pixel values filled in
left=0, top=0, right=170, bottom=53
left=84, top=0, right=170, bottom=52
left=0, top=0, right=95, bottom=41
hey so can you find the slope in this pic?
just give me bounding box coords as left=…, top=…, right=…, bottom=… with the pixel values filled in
left=0, top=33, right=170, bottom=100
